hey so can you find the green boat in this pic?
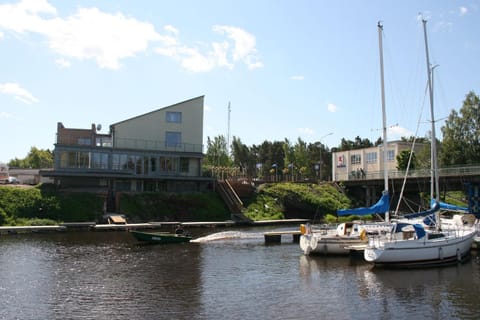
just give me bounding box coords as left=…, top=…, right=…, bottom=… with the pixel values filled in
left=130, top=230, right=192, bottom=244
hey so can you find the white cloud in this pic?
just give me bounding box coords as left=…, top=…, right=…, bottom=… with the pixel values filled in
left=55, top=57, right=71, bottom=68
left=164, top=24, right=179, bottom=36
left=0, top=31, right=3, bottom=39
left=327, top=103, right=338, bottom=113
left=46, top=8, right=161, bottom=69
left=0, top=82, right=38, bottom=104
left=291, top=75, right=304, bottom=81
left=213, top=25, right=262, bottom=69
left=0, top=1, right=161, bottom=70
left=459, top=7, right=468, bottom=16
left=0, top=111, right=13, bottom=119
left=388, top=125, right=412, bottom=139
left=156, top=24, right=263, bottom=72
left=298, top=127, right=314, bottom=136
left=0, top=2, right=263, bottom=72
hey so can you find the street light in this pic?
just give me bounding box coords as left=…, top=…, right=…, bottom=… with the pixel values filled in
left=319, top=132, right=333, bottom=182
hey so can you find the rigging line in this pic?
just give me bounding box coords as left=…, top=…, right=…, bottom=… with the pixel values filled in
left=393, top=84, right=429, bottom=216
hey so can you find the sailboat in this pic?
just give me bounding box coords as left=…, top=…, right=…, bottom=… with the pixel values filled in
left=364, top=19, right=477, bottom=267
left=299, top=22, right=392, bottom=255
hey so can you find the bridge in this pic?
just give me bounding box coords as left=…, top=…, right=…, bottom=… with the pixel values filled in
left=339, top=165, right=480, bottom=213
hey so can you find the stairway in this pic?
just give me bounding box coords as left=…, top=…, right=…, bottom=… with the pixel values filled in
left=216, top=180, right=252, bottom=224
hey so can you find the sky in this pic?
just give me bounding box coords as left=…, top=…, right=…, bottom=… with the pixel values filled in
left=0, top=0, right=479, bottom=164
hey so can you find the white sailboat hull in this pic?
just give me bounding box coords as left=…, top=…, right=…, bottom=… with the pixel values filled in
left=300, top=233, right=366, bottom=255
left=364, top=228, right=476, bottom=267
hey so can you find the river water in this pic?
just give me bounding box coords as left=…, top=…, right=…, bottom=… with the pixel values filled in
left=1, top=226, right=479, bottom=320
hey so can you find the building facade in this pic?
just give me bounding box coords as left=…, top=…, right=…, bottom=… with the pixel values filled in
left=332, top=141, right=424, bottom=182
left=42, top=96, right=212, bottom=194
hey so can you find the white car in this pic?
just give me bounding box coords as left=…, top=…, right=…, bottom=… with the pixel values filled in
left=6, top=176, right=20, bottom=184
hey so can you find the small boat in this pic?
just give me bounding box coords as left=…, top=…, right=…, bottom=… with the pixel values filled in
left=130, top=230, right=192, bottom=244
left=299, top=222, right=368, bottom=255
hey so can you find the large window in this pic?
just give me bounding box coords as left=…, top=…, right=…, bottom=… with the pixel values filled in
left=112, top=154, right=128, bottom=170
left=92, top=152, right=108, bottom=169
left=166, top=131, right=181, bottom=147
left=160, top=156, right=177, bottom=173
left=366, top=152, right=377, bottom=164
left=150, top=157, right=157, bottom=173
left=78, top=138, right=91, bottom=146
left=387, top=150, right=395, bottom=161
left=350, top=154, right=361, bottom=165
left=166, top=111, right=182, bottom=123
left=180, top=158, right=189, bottom=173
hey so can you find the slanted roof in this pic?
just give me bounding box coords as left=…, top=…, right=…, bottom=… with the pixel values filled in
left=110, top=95, right=204, bottom=127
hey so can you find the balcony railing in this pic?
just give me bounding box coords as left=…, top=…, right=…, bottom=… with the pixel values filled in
left=114, top=137, right=203, bottom=153
left=56, top=134, right=203, bottom=153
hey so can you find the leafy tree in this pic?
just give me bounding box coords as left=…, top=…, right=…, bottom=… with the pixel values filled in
left=8, top=147, right=53, bottom=168
left=293, top=138, right=309, bottom=174
left=204, top=135, right=231, bottom=167
left=338, top=136, right=373, bottom=151
left=396, top=150, right=417, bottom=170
left=231, top=136, right=256, bottom=178
left=440, top=91, right=480, bottom=165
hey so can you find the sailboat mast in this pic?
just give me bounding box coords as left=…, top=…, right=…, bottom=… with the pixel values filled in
left=422, top=19, right=439, bottom=202
left=378, top=22, right=389, bottom=222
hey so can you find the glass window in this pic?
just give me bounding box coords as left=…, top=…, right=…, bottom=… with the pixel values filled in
left=150, top=157, right=157, bottom=172
left=366, top=152, right=377, bottom=164
left=112, top=154, right=127, bottom=170
left=166, top=131, right=181, bottom=147
left=92, top=152, right=108, bottom=169
left=387, top=150, right=395, bottom=161
left=78, top=138, right=91, bottom=145
left=78, top=152, right=90, bottom=168
left=351, top=154, right=361, bottom=165
left=59, top=151, right=75, bottom=168
left=96, top=136, right=112, bottom=147
left=135, top=156, right=143, bottom=174
left=180, top=158, right=189, bottom=173
left=160, top=156, right=177, bottom=173
left=166, top=111, right=182, bottom=123
left=127, top=156, right=135, bottom=171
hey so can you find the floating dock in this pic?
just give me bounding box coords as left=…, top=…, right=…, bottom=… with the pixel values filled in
left=264, top=230, right=302, bottom=243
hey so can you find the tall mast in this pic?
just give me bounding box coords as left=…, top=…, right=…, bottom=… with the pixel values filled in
left=422, top=19, right=439, bottom=203
left=378, top=21, right=389, bottom=222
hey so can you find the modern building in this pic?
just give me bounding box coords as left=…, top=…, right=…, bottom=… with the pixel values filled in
left=41, top=96, right=212, bottom=197
left=332, top=141, right=425, bottom=182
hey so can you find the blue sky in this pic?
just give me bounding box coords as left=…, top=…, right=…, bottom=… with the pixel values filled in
left=0, top=0, right=479, bottom=164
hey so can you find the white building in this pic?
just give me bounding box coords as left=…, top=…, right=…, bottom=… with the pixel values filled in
left=332, top=141, right=425, bottom=182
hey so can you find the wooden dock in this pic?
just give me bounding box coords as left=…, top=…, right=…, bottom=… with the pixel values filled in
left=0, top=225, right=66, bottom=234
left=264, top=230, right=302, bottom=244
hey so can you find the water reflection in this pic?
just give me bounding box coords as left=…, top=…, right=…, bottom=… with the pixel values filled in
left=359, top=252, right=480, bottom=319
left=1, top=231, right=479, bottom=320
left=0, top=232, right=203, bottom=320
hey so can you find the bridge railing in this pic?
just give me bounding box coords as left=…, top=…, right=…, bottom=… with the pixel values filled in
left=338, top=164, right=480, bottom=181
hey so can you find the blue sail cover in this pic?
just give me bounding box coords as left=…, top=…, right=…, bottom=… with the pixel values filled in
left=337, top=192, right=390, bottom=217
left=430, top=199, right=469, bottom=213
left=403, top=201, right=440, bottom=219
left=413, top=224, right=426, bottom=239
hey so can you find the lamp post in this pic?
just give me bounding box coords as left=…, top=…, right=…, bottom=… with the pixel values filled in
left=319, top=132, right=333, bottom=182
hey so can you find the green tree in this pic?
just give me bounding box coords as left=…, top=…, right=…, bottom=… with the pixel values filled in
left=396, top=150, right=417, bottom=170
left=8, top=147, right=53, bottom=168
left=231, top=136, right=256, bottom=178
left=440, top=91, right=480, bottom=165
left=338, top=136, right=373, bottom=151
left=204, top=135, right=231, bottom=167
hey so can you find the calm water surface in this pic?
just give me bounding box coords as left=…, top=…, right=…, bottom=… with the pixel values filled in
left=1, top=227, right=479, bottom=320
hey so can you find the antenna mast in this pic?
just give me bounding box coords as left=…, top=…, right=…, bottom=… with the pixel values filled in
left=227, top=102, right=231, bottom=155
